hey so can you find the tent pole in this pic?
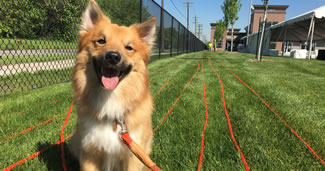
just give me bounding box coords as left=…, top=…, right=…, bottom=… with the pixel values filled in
left=282, top=25, right=288, bottom=56
left=308, top=17, right=315, bottom=59
left=306, top=15, right=314, bottom=43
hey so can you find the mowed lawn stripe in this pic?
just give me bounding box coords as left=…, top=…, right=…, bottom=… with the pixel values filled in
left=151, top=53, right=202, bottom=126
left=153, top=60, right=192, bottom=97
left=149, top=56, right=193, bottom=96
left=215, top=59, right=325, bottom=166
left=196, top=60, right=209, bottom=171
left=200, top=53, right=249, bottom=170
left=208, top=57, right=250, bottom=170
left=152, top=70, right=205, bottom=170
left=208, top=52, right=324, bottom=169
left=154, top=63, right=200, bottom=132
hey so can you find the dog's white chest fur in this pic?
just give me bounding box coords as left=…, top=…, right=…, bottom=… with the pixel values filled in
left=81, top=118, right=125, bottom=154
left=80, top=91, right=126, bottom=154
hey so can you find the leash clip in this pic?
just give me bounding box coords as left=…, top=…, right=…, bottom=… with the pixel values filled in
left=116, top=118, right=128, bottom=141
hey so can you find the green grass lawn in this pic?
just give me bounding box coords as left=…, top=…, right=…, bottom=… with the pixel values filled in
left=0, top=51, right=324, bottom=170
left=0, top=38, right=77, bottom=50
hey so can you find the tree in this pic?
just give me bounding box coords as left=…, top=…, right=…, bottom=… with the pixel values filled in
left=221, top=0, right=242, bottom=52
left=257, top=0, right=269, bottom=61
left=214, top=19, right=227, bottom=50
left=0, top=0, right=151, bottom=41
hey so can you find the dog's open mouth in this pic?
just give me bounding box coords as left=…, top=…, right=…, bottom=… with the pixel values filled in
left=94, top=59, right=132, bottom=90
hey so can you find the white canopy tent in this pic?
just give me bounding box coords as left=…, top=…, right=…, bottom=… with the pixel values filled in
left=243, top=5, right=325, bottom=58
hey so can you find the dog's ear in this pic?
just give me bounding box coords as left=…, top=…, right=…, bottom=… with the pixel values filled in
left=81, top=0, right=108, bottom=32
left=136, top=17, right=157, bottom=45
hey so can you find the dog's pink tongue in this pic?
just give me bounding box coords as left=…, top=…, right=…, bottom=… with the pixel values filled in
left=102, top=76, right=119, bottom=90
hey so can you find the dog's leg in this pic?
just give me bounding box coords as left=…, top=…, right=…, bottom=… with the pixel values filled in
left=80, top=150, right=103, bottom=171
left=69, top=131, right=81, bottom=160
left=127, top=155, right=143, bottom=171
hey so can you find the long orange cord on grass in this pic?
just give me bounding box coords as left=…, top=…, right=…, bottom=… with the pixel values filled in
left=2, top=103, right=74, bottom=171
left=196, top=61, right=209, bottom=171
left=154, top=64, right=200, bottom=132
left=214, top=59, right=325, bottom=166
left=0, top=113, right=65, bottom=143
left=0, top=95, right=72, bottom=121
left=208, top=58, right=250, bottom=171
left=60, top=103, right=74, bottom=171
left=154, top=65, right=183, bottom=97
left=2, top=134, right=72, bottom=171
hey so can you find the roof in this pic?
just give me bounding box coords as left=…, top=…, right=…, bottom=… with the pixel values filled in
left=253, top=5, right=289, bottom=10
left=270, top=5, right=325, bottom=30
left=243, top=5, right=325, bottom=42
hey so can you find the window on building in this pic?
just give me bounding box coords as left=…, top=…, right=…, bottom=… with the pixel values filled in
left=269, top=42, right=277, bottom=49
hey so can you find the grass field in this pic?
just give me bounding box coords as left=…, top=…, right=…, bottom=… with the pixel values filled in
left=0, top=51, right=324, bottom=170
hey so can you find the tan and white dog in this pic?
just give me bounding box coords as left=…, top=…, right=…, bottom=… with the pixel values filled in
left=70, top=0, right=156, bottom=170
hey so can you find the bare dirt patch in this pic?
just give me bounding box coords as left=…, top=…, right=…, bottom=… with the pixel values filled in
left=247, top=59, right=273, bottom=62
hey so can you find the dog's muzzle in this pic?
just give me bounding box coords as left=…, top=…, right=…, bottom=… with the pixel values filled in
left=93, top=51, right=132, bottom=90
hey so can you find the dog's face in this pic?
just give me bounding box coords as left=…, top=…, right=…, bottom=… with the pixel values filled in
left=76, top=0, right=156, bottom=91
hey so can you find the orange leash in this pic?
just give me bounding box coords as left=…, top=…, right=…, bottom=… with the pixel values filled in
left=60, top=103, right=74, bottom=171
left=117, top=121, right=163, bottom=171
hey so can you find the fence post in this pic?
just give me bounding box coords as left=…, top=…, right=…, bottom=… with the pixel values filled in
left=187, top=31, right=189, bottom=53
left=170, top=17, right=173, bottom=57
left=139, top=0, right=142, bottom=23
left=183, top=27, right=185, bottom=54
left=159, top=8, right=163, bottom=59
left=177, top=23, right=180, bottom=55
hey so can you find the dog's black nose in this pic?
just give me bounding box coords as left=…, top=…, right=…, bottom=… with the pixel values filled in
left=104, top=51, right=121, bottom=65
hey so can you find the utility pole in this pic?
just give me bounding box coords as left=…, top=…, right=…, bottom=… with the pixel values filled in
left=183, top=2, right=193, bottom=30
left=193, top=16, right=198, bottom=36
left=198, top=24, right=203, bottom=40
left=184, top=2, right=192, bottom=52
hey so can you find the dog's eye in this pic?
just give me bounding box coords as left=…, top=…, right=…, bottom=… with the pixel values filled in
left=125, top=45, right=133, bottom=51
left=97, top=38, right=106, bottom=44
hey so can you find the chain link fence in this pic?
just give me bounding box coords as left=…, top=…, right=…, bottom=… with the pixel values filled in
left=0, top=0, right=206, bottom=95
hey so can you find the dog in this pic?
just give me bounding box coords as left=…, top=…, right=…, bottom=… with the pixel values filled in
left=70, top=0, right=156, bottom=170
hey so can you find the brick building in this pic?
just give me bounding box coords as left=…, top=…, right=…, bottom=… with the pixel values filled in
left=210, top=24, right=246, bottom=51
left=247, top=5, right=289, bottom=52
left=210, top=5, right=289, bottom=52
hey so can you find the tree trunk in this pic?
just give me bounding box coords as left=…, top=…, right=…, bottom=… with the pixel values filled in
left=257, top=9, right=267, bottom=61
left=231, top=25, right=234, bottom=52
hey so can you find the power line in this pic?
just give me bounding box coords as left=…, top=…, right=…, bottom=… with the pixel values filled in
left=169, top=0, right=186, bottom=19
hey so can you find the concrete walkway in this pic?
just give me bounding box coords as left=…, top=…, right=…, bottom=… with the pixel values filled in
left=0, top=59, right=75, bottom=76
left=0, top=49, right=77, bottom=56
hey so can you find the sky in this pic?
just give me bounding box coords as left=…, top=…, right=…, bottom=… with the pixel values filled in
left=153, top=0, right=325, bottom=42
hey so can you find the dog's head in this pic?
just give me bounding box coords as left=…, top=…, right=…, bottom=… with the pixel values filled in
left=76, top=0, right=156, bottom=91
